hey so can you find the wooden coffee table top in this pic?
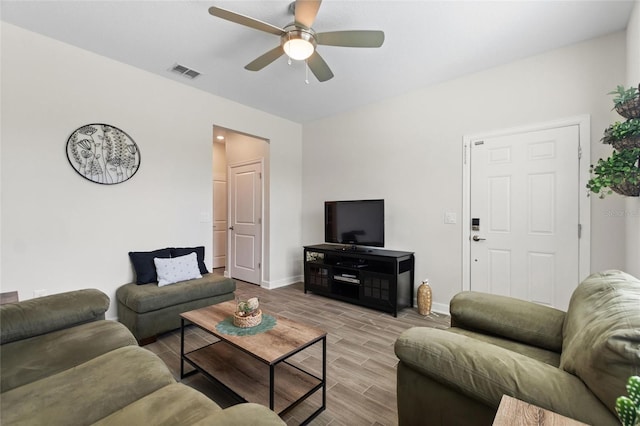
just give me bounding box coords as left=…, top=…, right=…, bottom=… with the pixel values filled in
left=181, top=300, right=327, bottom=365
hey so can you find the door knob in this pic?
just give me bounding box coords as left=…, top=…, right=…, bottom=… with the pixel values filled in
left=229, top=226, right=234, bottom=231
left=472, top=235, right=486, bottom=241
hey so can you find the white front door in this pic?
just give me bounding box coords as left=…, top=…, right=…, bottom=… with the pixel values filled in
left=468, top=125, right=582, bottom=310
left=212, top=179, right=227, bottom=269
left=229, top=161, right=262, bottom=285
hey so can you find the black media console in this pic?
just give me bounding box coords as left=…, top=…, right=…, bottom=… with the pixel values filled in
left=303, top=244, right=415, bottom=317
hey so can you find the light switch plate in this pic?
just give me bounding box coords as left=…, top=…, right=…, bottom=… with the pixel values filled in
left=33, top=289, right=48, bottom=298
left=444, top=212, right=457, bottom=224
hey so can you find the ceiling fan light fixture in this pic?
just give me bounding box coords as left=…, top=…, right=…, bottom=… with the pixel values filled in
left=282, top=28, right=316, bottom=61
left=284, top=38, right=314, bottom=60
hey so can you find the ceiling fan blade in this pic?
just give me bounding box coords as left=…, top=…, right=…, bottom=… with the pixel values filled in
left=244, top=46, right=285, bottom=71
left=294, top=0, right=322, bottom=29
left=316, top=30, right=385, bottom=48
left=209, top=6, right=285, bottom=36
left=307, top=51, right=334, bottom=82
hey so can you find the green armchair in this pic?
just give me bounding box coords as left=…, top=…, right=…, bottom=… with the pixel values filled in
left=395, top=270, right=640, bottom=426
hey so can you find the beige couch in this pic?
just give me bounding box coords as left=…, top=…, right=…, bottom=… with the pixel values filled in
left=0, top=289, right=285, bottom=426
left=395, top=270, right=640, bottom=426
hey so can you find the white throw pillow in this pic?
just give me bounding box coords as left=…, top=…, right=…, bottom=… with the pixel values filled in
left=154, top=252, right=202, bottom=286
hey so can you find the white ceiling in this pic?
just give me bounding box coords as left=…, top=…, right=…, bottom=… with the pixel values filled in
left=1, top=1, right=634, bottom=123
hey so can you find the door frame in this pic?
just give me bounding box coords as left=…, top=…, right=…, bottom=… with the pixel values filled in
left=461, top=115, right=591, bottom=292
left=212, top=176, right=227, bottom=269
left=227, top=158, right=265, bottom=285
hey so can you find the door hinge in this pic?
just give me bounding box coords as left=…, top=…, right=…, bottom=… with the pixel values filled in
left=578, top=223, right=582, bottom=238
left=258, top=217, right=262, bottom=225
left=259, top=172, right=262, bottom=179
left=578, top=145, right=582, bottom=160
left=258, top=262, right=261, bottom=269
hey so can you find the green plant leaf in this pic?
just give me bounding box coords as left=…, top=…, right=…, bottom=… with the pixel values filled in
left=616, top=396, right=638, bottom=426
left=588, top=148, right=640, bottom=198
left=603, top=119, right=640, bottom=143
left=608, top=84, right=640, bottom=107
left=628, top=376, right=640, bottom=406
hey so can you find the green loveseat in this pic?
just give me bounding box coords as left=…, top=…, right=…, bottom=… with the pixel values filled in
left=395, top=270, right=640, bottom=426
left=117, top=273, right=236, bottom=344
left=0, top=289, right=285, bottom=426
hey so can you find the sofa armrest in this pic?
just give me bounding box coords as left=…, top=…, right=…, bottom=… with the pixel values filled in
left=0, top=289, right=109, bottom=344
left=450, top=291, right=566, bottom=352
left=394, top=328, right=617, bottom=425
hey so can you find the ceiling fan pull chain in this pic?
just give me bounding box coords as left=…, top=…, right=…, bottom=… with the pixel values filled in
left=305, top=60, right=309, bottom=84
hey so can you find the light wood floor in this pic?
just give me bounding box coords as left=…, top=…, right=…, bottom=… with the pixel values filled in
left=145, top=278, right=450, bottom=426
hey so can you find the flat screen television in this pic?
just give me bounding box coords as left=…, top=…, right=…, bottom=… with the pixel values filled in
left=324, top=199, right=385, bottom=248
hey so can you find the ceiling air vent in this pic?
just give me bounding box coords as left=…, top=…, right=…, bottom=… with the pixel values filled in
left=170, top=63, right=201, bottom=79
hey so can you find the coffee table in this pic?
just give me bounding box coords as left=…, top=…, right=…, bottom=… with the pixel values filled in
left=180, top=301, right=327, bottom=425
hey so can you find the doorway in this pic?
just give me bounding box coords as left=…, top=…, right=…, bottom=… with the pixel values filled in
left=212, top=126, right=268, bottom=286
left=462, top=117, right=591, bottom=310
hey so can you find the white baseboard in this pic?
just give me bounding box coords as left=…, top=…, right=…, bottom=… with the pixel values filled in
left=256, top=282, right=451, bottom=316
left=413, top=298, right=450, bottom=316
left=432, top=302, right=450, bottom=316
left=261, top=275, right=303, bottom=290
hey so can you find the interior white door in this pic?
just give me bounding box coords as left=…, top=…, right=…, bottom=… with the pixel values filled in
left=229, top=162, right=262, bottom=285
left=469, top=125, right=580, bottom=310
left=212, top=179, right=227, bottom=269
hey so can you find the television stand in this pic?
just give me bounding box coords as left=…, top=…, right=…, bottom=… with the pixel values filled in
left=336, top=244, right=365, bottom=252
left=303, top=244, right=415, bottom=317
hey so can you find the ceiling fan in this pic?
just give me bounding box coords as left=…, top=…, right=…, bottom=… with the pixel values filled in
left=208, top=0, right=385, bottom=82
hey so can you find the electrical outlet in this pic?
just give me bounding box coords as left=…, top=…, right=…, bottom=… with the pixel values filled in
left=444, top=212, right=457, bottom=224
left=33, top=289, right=48, bottom=298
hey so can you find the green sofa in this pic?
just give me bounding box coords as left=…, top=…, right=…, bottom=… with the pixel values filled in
left=117, top=273, right=236, bottom=344
left=395, top=270, right=640, bottom=426
left=0, top=289, right=285, bottom=426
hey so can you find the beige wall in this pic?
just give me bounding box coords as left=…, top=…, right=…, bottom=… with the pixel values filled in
left=1, top=15, right=635, bottom=321
left=302, top=31, right=628, bottom=312
left=212, top=140, right=227, bottom=270
left=212, top=141, right=227, bottom=181
left=0, top=23, right=303, bottom=318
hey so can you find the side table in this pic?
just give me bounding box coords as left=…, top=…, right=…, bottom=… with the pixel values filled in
left=493, top=395, right=589, bottom=426
left=0, top=291, right=19, bottom=305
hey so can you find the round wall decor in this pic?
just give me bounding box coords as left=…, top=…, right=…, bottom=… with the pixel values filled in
left=66, top=123, right=140, bottom=185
